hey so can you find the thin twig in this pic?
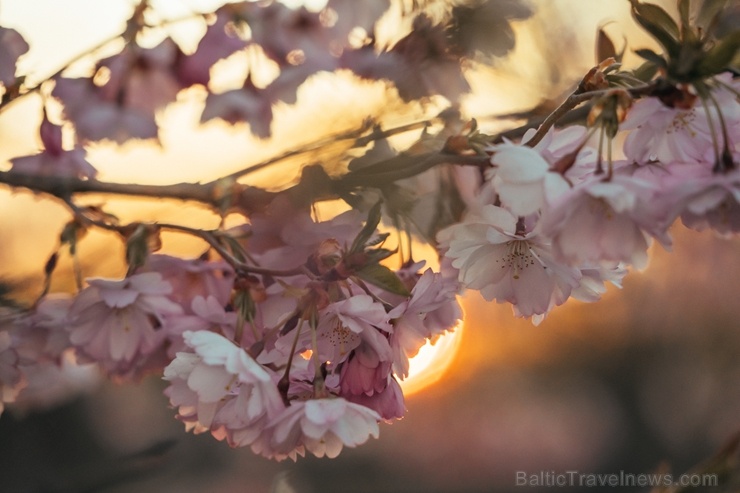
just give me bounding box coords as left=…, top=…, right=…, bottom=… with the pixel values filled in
left=522, top=82, right=658, bottom=148
left=209, top=118, right=433, bottom=184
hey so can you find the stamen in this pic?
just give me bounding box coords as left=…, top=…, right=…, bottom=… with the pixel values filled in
left=496, top=240, right=537, bottom=280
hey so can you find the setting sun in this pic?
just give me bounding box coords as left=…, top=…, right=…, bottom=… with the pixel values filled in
left=400, top=319, right=464, bottom=396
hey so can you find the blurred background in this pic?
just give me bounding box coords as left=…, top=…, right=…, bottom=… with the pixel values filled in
left=1, top=1, right=739, bottom=492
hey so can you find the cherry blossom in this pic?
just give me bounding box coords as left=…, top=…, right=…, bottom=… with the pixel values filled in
left=487, top=142, right=569, bottom=217
left=369, top=15, right=470, bottom=103
left=622, top=76, right=740, bottom=166
left=261, top=397, right=380, bottom=460
left=162, top=295, right=237, bottom=358
left=201, top=77, right=273, bottom=138
left=67, top=273, right=183, bottom=377
left=177, top=9, right=248, bottom=87
left=660, top=163, right=740, bottom=236
left=571, top=263, right=628, bottom=303
left=0, top=26, right=29, bottom=87
left=142, top=254, right=233, bottom=310
left=53, top=39, right=185, bottom=143
left=438, top=205, right=580, bottom=319
left=541, top=174, right=667, bottom=270
left=0, top=330, right=23, bottom=416
left=344, top=375, right=405, bottom=421
left=10, top=114, right=97, bottom=179
left=14, top=294, right=74, bottom=365
left=163, top=330, right=284, bottom=448
left=0, top=0, right=739, bottom=464
left=315, top=295, right=392, bottom=365
left=388, top=268, right=461, bottom=379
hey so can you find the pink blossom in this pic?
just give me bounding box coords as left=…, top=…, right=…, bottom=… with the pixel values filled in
left=314, top=294, right=392, bottom=366
left=372, top=15, right=470, bottom=103
left=2, top=296, right=100, bottom=414
left=339, top=342, right=392, bottom=396
left=53, top=39, right=185, bottom=143
left=177, top=9, right=248, bottom=86
left=345, top=375, right=405, bottom=421
left=262, top=397, right=380, bottom=460
left=438, top=205, right=580, bottom=319
left=338, top=337, right=405, bottom=421
left=163, top=295, right=237, bottom=357
left=68, top=273, right=183, bottom=377
left=52, top=77, right=159, bottom=143
left=571, top=263, right=627, bottom=303
left=9, top=115, right=97, bottom=179
left=0, top=324, right=25, bottom=416
left=661, top=164, right=740, bottom=236
left=0, top=26, right=29, bottom=87
left=541, top=175, right=666, bottom=269
left=240, top=198, right=362, bottom=270
left=163, top=330, right=284, bottom=448
left=487, top=142, right=570, bottom=217
left=388, top=269, right=461, bottom=379
left=326, top=0, right=390, bottom=41
left=11, top=351, right=99, bottom=413
left=142, top=254, right=233, bottom=310
left=622, top=77, right=740, bottom=166
left=201, top=79, right=273, bottom=138
left=15, top=294, right=74, bottom=364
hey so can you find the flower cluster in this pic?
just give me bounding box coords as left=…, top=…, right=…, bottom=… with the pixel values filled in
left=0, top=0, right=737, bottom=461
left=438, top=72, right=739, bottom=322
left=0, top=199, right=462, bottom=460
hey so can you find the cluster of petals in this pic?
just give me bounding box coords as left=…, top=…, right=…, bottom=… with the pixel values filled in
left=540, top=174, right=667, bottom=270
left=10, top=114, right=96, bottom=179
left=67, top=272, right=183, bottom=377
left=486, top=142, right=569, bottom=216
left=388, top=268, right=462, bottom=379
left=52, top=39, right=185, bottom=143
left=622, top=75, right=739, bottom=166
left=163, top=330, right=284, bottom=448
left=0, top=26, right=29, bottom=87
left=0, top=329, right=23, bottom=416
left=0, top=295, right=101, bottom=415
left=314, top=295, right=392, bottom=366
left=438, top=205, right=580, bottom=319
left=257, top=397, right=381, bottom=460
left=657, top=163, right=740, bottom=236
left=164, top=329, right=384, bottom=461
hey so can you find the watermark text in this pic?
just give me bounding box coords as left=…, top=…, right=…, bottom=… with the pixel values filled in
left=515, top=470, right=718, bottom=488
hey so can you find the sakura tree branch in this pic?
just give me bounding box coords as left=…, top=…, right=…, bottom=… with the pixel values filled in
left=523, top=81, right=659, bottom=148
left=0, top=171, right=277, bottom=213
left=0, top=6, right=206, bottom=115
left=208, top=118, right=435, bottom=184
left=63, top=196, right=306, bottom=277
left=337, top=153, right=489, bottom=188
left=0, top=151, right=486, bottom=215
left=522, top=88, right=586, bottom=148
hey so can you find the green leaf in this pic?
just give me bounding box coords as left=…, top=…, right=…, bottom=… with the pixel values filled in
left=350, top=201, right=383, bottom=254
left=677, top=0, right=700, bottom=44
left=365, top=247, right=396, bottom=263
left=697, top=0, right=729, bottom=32
left=678, top=0, right=691, bottom=31
left=218, top=234, right=247, bottom=262
left=629, top=60, right=660, bottom=82
left=597, top=26, right=618, bottom=63
left=630, top=0, right=681, bottom=57
left=354, top=263, right=410, bottom=296
left=698, top=30, right=740, bottom=75
left=365, top=232, right=390, bottom=248
left=634, top=48, right=668, bottom=70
